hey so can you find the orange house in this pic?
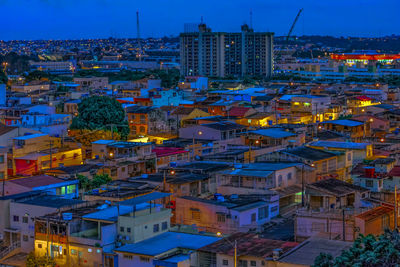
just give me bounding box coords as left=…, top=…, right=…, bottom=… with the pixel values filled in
left=126, top=106, right=156, bottom=136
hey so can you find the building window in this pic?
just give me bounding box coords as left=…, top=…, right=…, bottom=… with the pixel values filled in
left=153, top=224, right=159, bottom=233
left=192, top=211, right=200, bottom=221
left=123, top=255, right=133, bottom=260
left=120, top=227, right=124, bottom=232
left=13, top=215, right=19, bottom=222
left=278, top=175, right=283, bottom=186
left=366, top=180, right=374, bottom=188
left=38, top=244, right=42, bottom=249
left=70, top=249, right=76, bottom=255
left=22, top=216, right=28, bottom=223
left=127, top=227, right=131, bottom=233
left=67, top=184, right=76, bottom=194
left=217, top=214, right=226, bottom=223
left=382, top=214, right=389, bottom=230
left=287, top=173, right=292, bottom=180
left=239, top=260, right=248, bottom=267
left=140, top=256, right=150, bottom=262
left=0, top=155, right=4, bottom=163
left=162, top=222, right=168, bottom=230
left=23, top=235, right=28, bottom=242
left=223, top=259, right=229, bottom=265
left=258, top=206, right=269, bottom=220
left=251, top=261, right=257, bottom=266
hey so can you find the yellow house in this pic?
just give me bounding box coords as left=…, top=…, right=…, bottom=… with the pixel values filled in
left=236, top=112, right=276, bottom=127
left=180, top=108, right=210, bottom=127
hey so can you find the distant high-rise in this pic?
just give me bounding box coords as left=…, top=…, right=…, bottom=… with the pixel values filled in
left=180, top=23, right=274, bottom=78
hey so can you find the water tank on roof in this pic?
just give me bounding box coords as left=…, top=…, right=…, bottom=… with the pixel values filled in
left=230, top=194, right=239, bottom=200
left=62, top=213, right=72, bottom=221
left=217, top=196, right=225, bottom=202
left=214, top=193, right=222, bottom=200
left=141, top=174, right=148, bottom=179
left=170, top=162, right=177, bottom=167
left=92, top=189, right=99, bottom=195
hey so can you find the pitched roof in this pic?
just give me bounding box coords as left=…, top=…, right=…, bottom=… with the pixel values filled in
left=199, top=232, right=298, bottom=258
left=125, top=105, right=155, bottom=114
left=278, top=237, right=352, bottom=266
left=309, top=141, right=370, bottom=150
left=115, top=232, right=220, bottom=256
left=9, top=175, right=73, bottom=188
left=355, top=205, right=393, bottom=221
left=321, top=119, right=364, bottom=127
left=152, top=147, right=188, bottom=157
left=284, top=146, right=337, bottom=161
left=227, top=107, right=251, bottom=117
left=202, top=121, right=246, bottom=131
left=307, top=178, right=368, bottom=196
left=0, top=123, right=17, bottom=136
left=250, top=128, right=296, bottom=139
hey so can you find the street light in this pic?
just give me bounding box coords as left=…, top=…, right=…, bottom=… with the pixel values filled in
left=192, top=131, right=202, bottom=161
left=163, top=169, right=175, bottom=192
left=216, top=233, right=237, bottom=267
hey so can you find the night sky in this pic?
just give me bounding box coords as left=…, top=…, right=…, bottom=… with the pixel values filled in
left=1, top=0, right=399, bottom=40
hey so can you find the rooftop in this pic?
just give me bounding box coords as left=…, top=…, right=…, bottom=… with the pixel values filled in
left=307, top=178, right=368, bottom=197
left=278, top=237, right=352, bottom=266
left=152, top=147, right=188, bottom=157
left=355, top=205, right=393, bottom=221
left=249, top=128, right=296, bottom=139
left=13, top=133, right=48, bottom=140
left=284, top=146, right=337, bottom=161
left=199, top=232, right=298, bottom=258
left=321, top=119, right=364, bottom=127
left=9, top=175, right=76, bottom=189
left=115, top=231, right=220, bottom=256
left=16, top=195, right=83, bottom=208
left=309, top=141, right=370, bottom=150
left=201, top=121, right=246, bottom=131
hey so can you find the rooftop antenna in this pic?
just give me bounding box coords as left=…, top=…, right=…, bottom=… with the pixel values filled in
left=136, top=10, right=142, bottom=61
left=250, top=9, right=253, bottom=29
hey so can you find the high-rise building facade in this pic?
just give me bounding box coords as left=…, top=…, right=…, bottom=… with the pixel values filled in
left=180, top=24, right=274, bottom=78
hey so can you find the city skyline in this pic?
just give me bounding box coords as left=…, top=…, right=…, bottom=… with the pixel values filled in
left=1, top=0, right=399, bottom=40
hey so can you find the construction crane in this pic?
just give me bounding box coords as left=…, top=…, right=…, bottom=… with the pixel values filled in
left=275, top=8, right=303, bottom=61
left=136, top=10, right=142, bottom=61
left=286, top=8, right=303, bottom=42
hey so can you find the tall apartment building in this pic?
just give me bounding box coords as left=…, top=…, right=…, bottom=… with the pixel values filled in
left=180, top=24, right=274, bottom=78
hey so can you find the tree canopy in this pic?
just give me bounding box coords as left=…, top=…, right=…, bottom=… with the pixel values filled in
left=69, top=96, right=129, bottom=144
left=313, top=230, right=400, bottom=267
left=77, top=174, right=112, bottom=192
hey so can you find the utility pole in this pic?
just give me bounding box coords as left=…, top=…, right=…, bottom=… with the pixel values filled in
left=234, top=240, right=237, bottom=267
left=342, top=209, right=346, bottom=241
left=301, top=164, right=305, bottom=207
left=395, top=186, right=398, bottom=229
left=49, top=139, right=53, bottom=169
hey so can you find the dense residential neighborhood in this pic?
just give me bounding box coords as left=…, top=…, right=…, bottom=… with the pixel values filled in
left=1, top=2, right=400, bottom=266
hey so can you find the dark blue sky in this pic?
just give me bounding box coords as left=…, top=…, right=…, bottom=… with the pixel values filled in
left=1, top=0, right=399, bottom=40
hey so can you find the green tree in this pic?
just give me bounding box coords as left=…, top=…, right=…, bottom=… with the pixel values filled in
left=70, top=96, right=129, bottom=140
left=313, top=230, right=400, bottom=267
left=77, top=174, right=112, bottom=192
left=26, top=252, right=56, bottom=267
left=0, top=70, right=7, bottom=84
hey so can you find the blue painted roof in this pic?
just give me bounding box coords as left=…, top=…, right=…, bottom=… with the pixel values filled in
left=154, top=254, right=190, bottom=265
left=92, top=140, right=115, bottom=145
left=309, top=141, right=370, bottom=150
left=118, top=192, right=171, bottom=206
left=321, top=119, right=364, bottom=127
left=280, top=94, right=323, bottom=101
left=249, top=129, right=296, bottom=138
left=220, top=169, right=273, bottom=178
left=83, top=203, right=153, bottom=222
left=115, top=232, right=220, bottom=256
left=14, top=133, right=47, bottom=140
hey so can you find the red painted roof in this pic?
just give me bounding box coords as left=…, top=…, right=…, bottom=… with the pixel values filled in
left=356, top=95, right=373, bottom=101
left=389, top=166, right=400, bottom=177
left=228, top=107, right=251, bottom=117
left=9, top=175, right=69, bottom=188
left=152, top=147, right=189, bottom=157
